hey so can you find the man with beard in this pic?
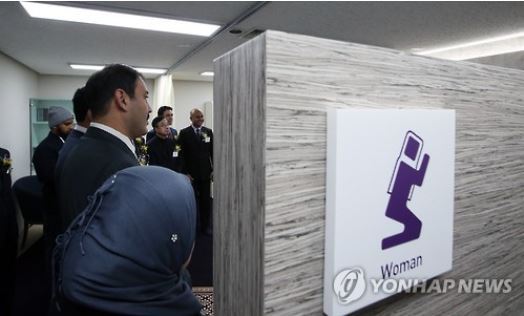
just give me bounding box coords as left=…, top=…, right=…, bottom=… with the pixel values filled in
left=33, top=106, right=74, bottom=240
left=58, top=64, right=151, bottom=231
left=32, top=106, right=73, bottom=314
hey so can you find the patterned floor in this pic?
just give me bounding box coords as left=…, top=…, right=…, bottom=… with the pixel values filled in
left=194, top=287, right=213, bottom=315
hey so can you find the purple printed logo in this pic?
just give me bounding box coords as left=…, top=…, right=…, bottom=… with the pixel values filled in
left=382, top=131, right=430, bottom=250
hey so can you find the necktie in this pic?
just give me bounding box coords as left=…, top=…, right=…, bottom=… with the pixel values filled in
left=196, top=128, right=201, bottom=136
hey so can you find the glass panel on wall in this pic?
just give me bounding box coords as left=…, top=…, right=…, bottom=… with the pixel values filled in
left=29, top=98, right=73, bottom=174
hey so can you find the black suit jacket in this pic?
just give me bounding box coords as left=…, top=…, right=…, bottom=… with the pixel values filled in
left=56, top=129, right=85, bottom=180
left=0, top=147, right=17, bottom=316
left=33, top=132, right=63, bottom=188
left=32, top=131, right=63, bottom=216
left=178, top=126, right=213, bottom=181
left=57, top=127, right=138, bottom=231
left=147, top=136, right=183, bottom=172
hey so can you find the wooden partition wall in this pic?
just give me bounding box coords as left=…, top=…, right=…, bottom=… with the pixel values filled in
left=213, top=30, right=524, bottom=315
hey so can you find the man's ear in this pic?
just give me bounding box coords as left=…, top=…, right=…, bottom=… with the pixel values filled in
left=114, top=89, right=128, bottom=111
left=86, top=109, right=93, bottom=122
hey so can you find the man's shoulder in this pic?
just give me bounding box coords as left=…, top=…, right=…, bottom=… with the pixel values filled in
left=63, top=136, right=125, bottom=167
left=61, top=140, right=101, bottom=168
left=43, top=132, right=61, bottom=144
left=180, top=126, right=192, bottom=133
left=63, top=132, right=82, bottom=147
left=146, top=136, right=159, bottom=146
left=35, top=134, right=61, bottom=154
left=146, top=129, right=155, bottom=137
left=61, top=142, right=137, bottom=181
left=178, top=126, right=194, bottom=138
left=69, top=129, right=84, bottom=139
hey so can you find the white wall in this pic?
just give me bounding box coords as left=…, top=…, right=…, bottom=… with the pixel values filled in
left=38, top=75, right=90, bottom=99
left=0, top=53, right=38, bottom=181
left=38, top=75, right=155, bottom=105
left=173, top=80, right=213, bottom=131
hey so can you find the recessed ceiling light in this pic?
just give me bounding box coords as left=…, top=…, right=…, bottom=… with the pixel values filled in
left=134, top=67, right=167, bottom=75
left=200, top=71, right=214, bottom=77
left=70, top=64, right=167, bottom=75
left=413, top=30, right=524, bottom=60
left=20, top=1, right=220, bottom=37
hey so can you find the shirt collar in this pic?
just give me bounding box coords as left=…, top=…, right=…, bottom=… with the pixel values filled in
left=74, top=125, right=88, bottom=134
left=90, top=122, right=136, bottom=157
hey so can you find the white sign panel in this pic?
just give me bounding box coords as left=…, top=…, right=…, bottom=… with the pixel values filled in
left=324, top=109, right=455, bottom=315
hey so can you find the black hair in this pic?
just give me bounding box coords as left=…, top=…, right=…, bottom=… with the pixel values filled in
left=72, top=86, right=89, bottom=122
left=152, top=116, right=165, bottom=129
left=157, top=106, right=173, bottom=117
left=84, top=64, right=143, bottom=119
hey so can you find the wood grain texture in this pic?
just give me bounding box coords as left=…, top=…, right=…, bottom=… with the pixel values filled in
left=213, top=35, right=266, bottom=316
left=263, top=30, right=523, bottom=315
left=214, top=30, right=524, bottom=315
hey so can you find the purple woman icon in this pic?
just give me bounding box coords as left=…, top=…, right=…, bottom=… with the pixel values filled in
left=382, top=131, right=430, bottom=250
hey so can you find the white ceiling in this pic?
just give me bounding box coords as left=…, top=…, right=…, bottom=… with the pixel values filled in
left=1, top=1, right=524, bottom=82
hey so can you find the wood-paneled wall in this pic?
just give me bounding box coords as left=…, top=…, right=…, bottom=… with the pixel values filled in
left=214, top=30, right=524, bottom=315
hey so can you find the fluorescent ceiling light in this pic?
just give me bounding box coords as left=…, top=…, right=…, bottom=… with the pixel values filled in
left=70, top=64, right=104, bottom=71
left=414, top=30, right=524, bottom=60
left=70, top=64, right=167, bottom=75
left=200, top=71, right=214, bottom=77
left=20, top=1, right=220, bottom=37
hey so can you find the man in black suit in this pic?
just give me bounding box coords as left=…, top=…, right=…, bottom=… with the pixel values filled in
left=147, top=116, right=182, bottom=172
left=33, top=107, right=74, bottom=200
left=0, top=147, right=17, bottom=316
left=57, top=64, right=151, bottom=231
left=33, top=106, right=74, bottom=245
left=55, top=86, right=92, bottom=179
left=32, top=106, right=73, bottom=314
left=178, top=108, right=213, bottom=235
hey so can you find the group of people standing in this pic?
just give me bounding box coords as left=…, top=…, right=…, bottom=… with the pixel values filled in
left=144, top=106, right=214, bottom=235
left=30, top=64, right=212, bottom=315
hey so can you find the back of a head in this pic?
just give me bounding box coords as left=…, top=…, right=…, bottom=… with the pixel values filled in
left=72, top=86, right=89, bottom=123
left=57, top=166, right=200, bottom=315
left=84, top=64, right=143, bottom=119
left=157, top=106, right=173, bottom=117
